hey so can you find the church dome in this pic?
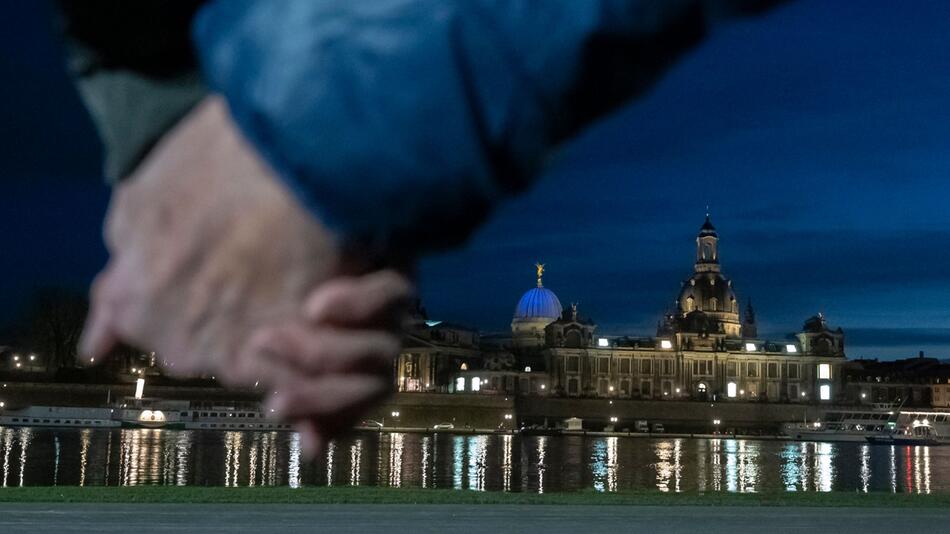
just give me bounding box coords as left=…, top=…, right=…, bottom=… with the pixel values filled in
left=678, top=272, right=737, bottom=314
left=514, top=287, right=563, bottom=320
left=513, top=262, right=563, bottom=320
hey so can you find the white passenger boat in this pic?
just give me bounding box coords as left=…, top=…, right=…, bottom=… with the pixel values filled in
left=867, top=414, right=950, bottom=446
left=784, top=404, right=950, bottom=444
left=1, top=400, right=291, bottom=432
left=178, top=406, right=293, bottom=432
left=0, top=405, right=120, bottom=429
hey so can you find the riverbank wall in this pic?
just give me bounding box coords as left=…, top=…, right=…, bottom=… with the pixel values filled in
left=0, top=382, right=840, bottom=433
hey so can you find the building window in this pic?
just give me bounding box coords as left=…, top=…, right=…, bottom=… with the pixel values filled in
left=471, top=377, right=481, bottom=392
left=789, top=384, right=799, bottom=399
left=820, top=384, right=831, bottom=400
left=640, top=380, right=652, bottom=397
left=662, top=381, right=672, bottom=396
left=694, top=360, right=713, bottom=376
left=568, top=378, right=579, bottom=395
left=727, top=382, right=737, bottom=398
left=599, top=358, right=610, bottom=374
left=726, top=362, right=738, bottom=377
left=620, top=379, right=631, bottom=396
left=598, top=379, right=609, bottom=396
left=767, top=362, right=779, bottom=379
left=787, top=363, right=799, bottom=379
left=455, top=377, right=465, bottom=392
left=698, top=382, right=707, bottom=393
left=640, top=359, right=652, bottom=374
left=746, top=362, right=758, bottom=378
left=662, top=359, right=674, bottom=375
left=566, top=356, right=579, bottom=373
left=619, top=358, right=631, bottom=374
left=818, top=364, right=831, bottom=380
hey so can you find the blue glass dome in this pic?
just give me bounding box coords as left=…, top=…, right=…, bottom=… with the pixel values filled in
left=514, top=287, right=563, bottom=320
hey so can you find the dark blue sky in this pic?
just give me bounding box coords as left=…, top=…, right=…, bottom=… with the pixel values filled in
left=2, top=1, right=949, bottom=359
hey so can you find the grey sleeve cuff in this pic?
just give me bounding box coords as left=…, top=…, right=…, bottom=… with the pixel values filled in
left=74, top=67, right=206, bottom=182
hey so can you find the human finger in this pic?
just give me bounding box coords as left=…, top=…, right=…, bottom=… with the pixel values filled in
left=79, top=267, right=121, bottom=365
left=304, top=270, right=415, bottom=328
left=251, top=323, right=401, bottom=376
left=294, top=419, right=324, bottom=459
left=266, top=375, right=391, bottom=420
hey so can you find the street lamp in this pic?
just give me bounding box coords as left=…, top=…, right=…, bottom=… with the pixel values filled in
left=391, top=411, right=400, bottom=418
left=609, top=416, right=618, bottom=423
left=504, top=413, right=513, bottom=420
left=713, top=419, right=721, bottom=425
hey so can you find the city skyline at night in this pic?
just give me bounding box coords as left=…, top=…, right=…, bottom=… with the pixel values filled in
left=3, top=1, right=950, bottom=360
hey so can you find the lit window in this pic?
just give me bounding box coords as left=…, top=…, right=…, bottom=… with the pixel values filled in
left=524, top=366, right=532, bottom=373
left=660, top=340, right=673, bottom=350
left=455, top=377, right=465, bottom=392
left=471, top=377, right=481, bottom=392
left=785, top=344, right=798, bottom=353
left=598, top=338, right=609, bottom=348
left=819, top=384, right=831, bottom=401
left=818, top=364, right=831, bottom=380
left=745, top=343, right=757, bottom=352
left=727, top=382, right=737, bottom=398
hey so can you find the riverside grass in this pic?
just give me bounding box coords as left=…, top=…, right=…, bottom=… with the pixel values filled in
left=0, top=486, right=944, bottom=507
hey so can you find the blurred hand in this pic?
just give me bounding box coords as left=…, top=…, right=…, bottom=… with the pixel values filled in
left=80, top=95, right=343, bottom=384
left=256, top=270, right=415, bottom=457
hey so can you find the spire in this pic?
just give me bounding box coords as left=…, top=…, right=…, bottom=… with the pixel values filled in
left=743, top=298, right=757, bottom=338
left=535, top=262, right=545, bottom=288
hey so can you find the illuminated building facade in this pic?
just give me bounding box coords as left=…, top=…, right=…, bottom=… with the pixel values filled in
left=396, top=216, right=848, bottom=403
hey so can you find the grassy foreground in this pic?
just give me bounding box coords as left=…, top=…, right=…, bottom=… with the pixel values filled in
left=0, top=486, right=946, bottom=507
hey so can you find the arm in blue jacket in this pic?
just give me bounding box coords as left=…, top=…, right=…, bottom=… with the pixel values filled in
left=194, top=0, right=782, bottom=260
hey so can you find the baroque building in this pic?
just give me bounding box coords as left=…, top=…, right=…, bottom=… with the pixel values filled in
left=396, top=216, right=848, bottom=404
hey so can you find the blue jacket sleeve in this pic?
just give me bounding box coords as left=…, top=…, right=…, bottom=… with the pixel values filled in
left=192, top=0, right=781, bottom=259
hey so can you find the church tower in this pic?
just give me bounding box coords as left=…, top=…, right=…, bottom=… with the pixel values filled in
left=674, top=215, right=741, bottom=338
left=695, top=214, right=720, bottom=273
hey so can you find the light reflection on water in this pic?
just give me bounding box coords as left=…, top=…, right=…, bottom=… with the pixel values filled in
left=3, top=426, right=950, bottom=493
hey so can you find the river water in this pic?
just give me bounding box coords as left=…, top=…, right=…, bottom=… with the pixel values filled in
left=0, top=427, right=944, bottom=493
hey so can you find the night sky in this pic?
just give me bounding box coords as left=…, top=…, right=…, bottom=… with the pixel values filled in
left=2, top=1, right=950, bottom=360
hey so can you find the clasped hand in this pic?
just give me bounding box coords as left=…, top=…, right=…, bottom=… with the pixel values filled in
left=80, top=96, right=413, bottom=457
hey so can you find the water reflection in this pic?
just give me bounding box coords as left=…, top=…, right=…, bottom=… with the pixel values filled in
left=654, top=440, right=682, bottom=492
left=4, top=427, right=950, bottom=493
left=592, top=437, right=619, bottom=492
left=859, top=444, right=871, bottom=493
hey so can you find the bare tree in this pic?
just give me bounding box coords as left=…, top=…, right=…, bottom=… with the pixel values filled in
left=17, top=287, right=89, bottom=372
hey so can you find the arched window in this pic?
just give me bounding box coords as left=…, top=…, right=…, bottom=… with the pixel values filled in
left=709, top=297, right=718, bottom=311
left=698, top=383, right=707, bottom=393
left=685, top=296, right=694, bottom=312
